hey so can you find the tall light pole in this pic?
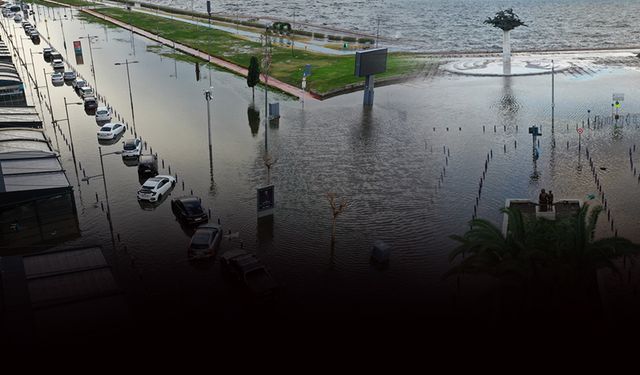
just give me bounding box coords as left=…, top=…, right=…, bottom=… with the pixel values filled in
left=42, top=68, right=54, bottom=122
left=551, top=59, right=555, bottom=134
left=114, top=59, right=138, bottom=135
left=79, top=34, right=98, bottom=91
left=207, top=0, right=212, bottom=86
left=262, top=27, right=271, bottom=155
left=204, top=88, right=213, bottom=168
left=61, top=97, right=84, bottom=183
left=59, top=14, right=68, bottom=57
left=82, top=148, right=123, bottom=242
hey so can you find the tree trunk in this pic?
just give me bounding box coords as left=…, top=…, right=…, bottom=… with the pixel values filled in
left=252, top=86, right=255, bottom=102
left=502, top=29, right=511, bottom=75
left=331, top=217, right=336, bottom=244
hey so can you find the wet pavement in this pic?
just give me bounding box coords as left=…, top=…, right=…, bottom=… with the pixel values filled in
left=5, top=5, right=640, bottom=324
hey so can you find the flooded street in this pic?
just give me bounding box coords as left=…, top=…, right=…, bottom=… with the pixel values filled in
left=7, top=5, right=640, bottom=323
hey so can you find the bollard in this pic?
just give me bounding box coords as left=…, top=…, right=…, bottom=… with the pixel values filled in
left=190, top=189, right=193, bottom=195
left=447, top=148, right=450, bottom=157
left=117, top=233, right=121, bottom=242
left=218, top=218, right=221, bottom=224
left=503, top=125, right=506, bottom=131
left=95, top=192, right=99, bottom=202
left=514, top=140, right=517, bottom=149
left=208, top=208, right=211, bottom=217
left=493, top=126, right=496, bottom=132
left=504, top=144, right=506, bottom=153
left=182, top=180, right=185, bottom=190
left=446, top=127, right=449, bottom=131
left=168, top=166, right=171, bottom=174
left=162, top=159, right=165, bottom=168
left=101, top=202, right=104, bottom=211
left=459, top=127, right=461, bottom=131
left=483, top=125, right=485, bottom=132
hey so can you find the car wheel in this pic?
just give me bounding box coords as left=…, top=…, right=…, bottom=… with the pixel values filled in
left=172, top=181, right=176, bottom=187
left=157, top=194, right=162, bottom=201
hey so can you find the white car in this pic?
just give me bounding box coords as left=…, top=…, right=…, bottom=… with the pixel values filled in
left=137, top=175, right=176, bottom=202
left=51, top=59, right=64, bottom=70
left=95, top=106, right=112, bottom=122
left=13, top=14, right=21, bottom=22
left=72, top=78, right=87, bottom=90
left=51, top=72, right=63, bottom=84
left=78, top=86, right=94, bottom=98
left=63, top=71, right=76, bottom=80
left=97, top=122, right=126, bottom=140
left=121, top=138, right=142, bottom=158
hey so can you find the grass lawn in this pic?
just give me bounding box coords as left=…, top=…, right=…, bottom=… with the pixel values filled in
left=31, top=0, right=94, bottom=7
left=91, top=7, right=432, bottom=95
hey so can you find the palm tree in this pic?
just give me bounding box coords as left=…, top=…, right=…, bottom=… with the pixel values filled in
left=447, top=204, right=640, bottom=319
left=484, top=8, right=527, bottom=75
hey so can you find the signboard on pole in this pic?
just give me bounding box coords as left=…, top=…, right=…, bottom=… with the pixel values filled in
left=577, top=127, right=584, bottom=134
left=206, top=0, right=211, bottom=15
left=73, top=40, right=82, bottom=55
left=303, top=64, right=311, bottom=77
left=257, top=185, right=274, bottom=218
left=612, top=93, right=624, bottom=102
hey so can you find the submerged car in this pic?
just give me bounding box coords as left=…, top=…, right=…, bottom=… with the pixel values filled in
left=188, top=224, right=222, bottom=260
left=51, top=72, right=64, bottom=84
left=97, top=122, right=126, bottom=140
left=95, top=106, right=112, bottom=122
left=72, top=78, right=87, bottom=90
left=171, top=196, right=208, bottom=225
left=121, top=138, right=142, bottom=158
left=220, top=249, right=279, bottom=299
left=51, top=58, right=64, bottom=70
left=137, top=175, right=176, bottom=202
left=78, top=86, right=94, bottom=98
left=83, top=96, right=98, bottom=110
left=63, top=70, right=76, bottom=81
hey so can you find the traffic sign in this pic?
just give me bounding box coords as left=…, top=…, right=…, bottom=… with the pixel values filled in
left=577, top=128, right=584, bottom=134
left=612, top=93, right=624, bottom=101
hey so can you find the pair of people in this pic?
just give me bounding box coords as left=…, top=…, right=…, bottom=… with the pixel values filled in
left=538, top=189, right=554, bottom=212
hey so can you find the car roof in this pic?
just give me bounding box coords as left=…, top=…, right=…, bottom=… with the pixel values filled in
left=96, top=106, right=109, bottom=111
left=174, top=195, right=200, bottom=203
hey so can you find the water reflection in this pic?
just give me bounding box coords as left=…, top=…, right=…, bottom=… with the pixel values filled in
left=247, top=104, right=260, bottom=136
left=137, top=194, right=169, bottom=211
left=499, top=76, right=520, bottom=130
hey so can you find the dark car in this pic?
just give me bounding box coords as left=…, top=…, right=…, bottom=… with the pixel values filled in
left=83, top=96, right=98, bottom=110
left=171, top=196, right=208, bottom=225
left=137, top=154, right=158, bottom=176
left=43, top=47, right=52, bottom=61
left=220, top=249, right=279, bottom=299
left=188, top=224, right=222, bottom=260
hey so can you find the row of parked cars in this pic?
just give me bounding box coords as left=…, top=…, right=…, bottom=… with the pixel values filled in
left=41, top=36, right=278, bottom=299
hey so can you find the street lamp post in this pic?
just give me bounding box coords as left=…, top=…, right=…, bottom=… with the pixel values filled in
left=61, top=97, right=84, bottom=183
left=43, top=68, right=55, bottom=122
left=114, top=59, right=138, bottom=135
left=205, top=88, right=213, bottom=167
left=79, top=34, right=98, bottom=91
left=82, top=148, right=122, bottom=241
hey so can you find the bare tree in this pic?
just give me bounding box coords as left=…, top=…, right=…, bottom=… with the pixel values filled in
left=326, top=192, right=350, bottom=244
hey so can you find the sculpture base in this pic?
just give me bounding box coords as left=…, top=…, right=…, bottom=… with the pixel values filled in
left=442, top=57, right=571, bottom=77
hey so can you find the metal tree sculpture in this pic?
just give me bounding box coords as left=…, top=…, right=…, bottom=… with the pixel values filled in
left=326, top=192, right=350, bottom=245
left=484, top=8, right=527, bottom=75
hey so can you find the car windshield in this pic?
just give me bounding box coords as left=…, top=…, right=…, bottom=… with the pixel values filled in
left=97, top=110, right=107, bottom=115
left=100, top=126, right=112, bottom=131
left=184, top=200, right=203, bottom=214
left=191, top=232, right=211, bottom=248
left=123, top=141, right=137, bottom=150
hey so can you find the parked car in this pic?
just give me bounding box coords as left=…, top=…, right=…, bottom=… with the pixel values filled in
left=51, top=72, right=64, bottom=84
left=95, top=106, right=112, bottom=122
left=121, top=137, right=142, bottom=158
left=78, top=86, right=94, bottom=98
left=51, top=59, right=64, bottom=70
left=50, top=51, right=62, bottom=60
left=83, top=96, right=98, bottom=110
left=13, top=14, right=21, bottom=22
left=63, top=70, right=76, bottom=81
left=43, top=47, right=52, bottom=61
left=72, top=78, right=87, bottom=90
left=220, top=249, right=279, bottom=298
left=188, top=224, right=222, bottom=260
left=97, top=122, right=126, bottom=140
left=137, top=175, right=176, bottom=202
left=137, top=154, right=158, bottom=177
left=171, top=196, right=208, bottom=225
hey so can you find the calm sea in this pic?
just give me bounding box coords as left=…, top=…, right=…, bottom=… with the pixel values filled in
left=147, top=0, right=640, bottom=52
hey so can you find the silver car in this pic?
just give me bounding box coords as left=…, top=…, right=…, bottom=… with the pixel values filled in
left=63, top=71, right=76, bottom=81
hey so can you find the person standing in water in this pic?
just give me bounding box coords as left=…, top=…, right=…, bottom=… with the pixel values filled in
left=539, top=189, right=548, bottom=212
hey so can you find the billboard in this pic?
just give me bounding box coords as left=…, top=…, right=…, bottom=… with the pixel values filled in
left=73, top=40, right=82, bottom=55
left=257, top=185, right=274, bottom=217
left=354, top=48, right=388, bottom=77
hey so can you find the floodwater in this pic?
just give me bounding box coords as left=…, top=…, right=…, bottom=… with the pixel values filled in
left=156, top=0, right=640, bottom=52
left=6, top=6, right=640, bottom=323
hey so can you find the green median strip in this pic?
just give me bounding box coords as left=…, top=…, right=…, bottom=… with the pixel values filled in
left=87, top=7, right=434, bottom=96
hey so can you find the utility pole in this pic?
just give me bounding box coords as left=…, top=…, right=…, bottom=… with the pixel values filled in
left=79, top=34, right=98, bottom=91
left=207, top=0, right=212, bottom=86
left=114, top=59, right=139, bottom=135
left=551, top=59, right=555, bottom=134
left=205, top=88, right=213, bottom=168
left=262, top=27, right=272, bottom=155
